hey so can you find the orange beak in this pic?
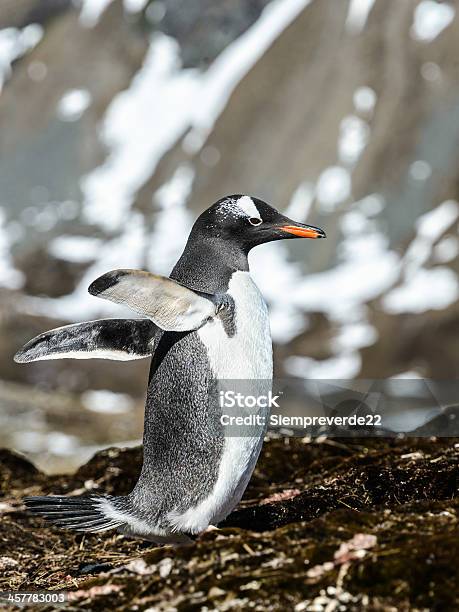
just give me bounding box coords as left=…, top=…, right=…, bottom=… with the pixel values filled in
left=280, top=225, right=326, bottom=239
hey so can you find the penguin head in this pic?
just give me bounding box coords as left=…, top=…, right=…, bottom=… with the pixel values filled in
left=193, top=195, right=326, bottom=252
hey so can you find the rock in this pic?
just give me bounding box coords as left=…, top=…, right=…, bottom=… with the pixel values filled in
left=159, top=0, right=272, bottom=68
left=0, top=448, right=42, bottom=496
left=14, top=246, right=90, bottom=298
left=78, top=562, right=113, bottom=576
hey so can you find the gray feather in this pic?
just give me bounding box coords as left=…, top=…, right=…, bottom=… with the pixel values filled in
left=14, top=318, right=157, bottom=363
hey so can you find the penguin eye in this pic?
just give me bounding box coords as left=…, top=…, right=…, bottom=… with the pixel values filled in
left=248, top=217, right=262, bottom=226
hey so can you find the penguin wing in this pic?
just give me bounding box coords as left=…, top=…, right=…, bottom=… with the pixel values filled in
left=88, top=269, right=219, bottom=332
left=14, top=318, right=157, bottom=363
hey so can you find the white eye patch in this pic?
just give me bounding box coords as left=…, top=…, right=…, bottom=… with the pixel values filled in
left=237, top=196, right=261, bottom=222
left=217, top=195, right=263, bottom=224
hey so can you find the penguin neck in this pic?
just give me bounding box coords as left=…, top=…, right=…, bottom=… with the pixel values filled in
left=171, top=235, right=249, bottom=294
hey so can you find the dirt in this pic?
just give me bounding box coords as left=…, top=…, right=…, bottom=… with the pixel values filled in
left=0, top=436, right=458, bottom=611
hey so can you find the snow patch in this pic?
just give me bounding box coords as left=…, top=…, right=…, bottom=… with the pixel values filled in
left=13, top=431, right=78, bottom=455
left=383, top=267, right=458, bottom=314
left=293, top=245, right=399, bottom=317
left=332, top=322, right=378, bottom=352
left=316, top=166, right=351, bottom=211
left=285, top=353, right=361, bottom=380
left=356, top=194, right=385, bottom=217
left=411, top=1, right=455, bottom=42
left=390, top=371, right=423, bottom=380
left=57, top=89, right=92, bottom=122
left=80, top=0, right=115, bottom=27
left=433, top=235, right=459, bottom=263
left=0, top=25, right=43, bottom=92
left=124, top=0, right=149, bottom=13
left=338, top=115, right=370, bottom=166
left=378, top=200, right=459, bottom=316
left=284, top=182, right=314, bottom=222
left=82, top=389, right=134, bottom=414
left=353, top=86, right=377, bottom=114
left=186, top=0, right=313, bottom=150
left=403, top=200, right=459, bottom=275
left=402, top=200, right=459, bottom=275
left=421, top=61, right=442, bottom=81
left=49, top=235, right=103, bottom=263
left=46, top=432, right=79, bottom=456
left=416, top=200, right=459, bottom=241
left=82, top=35, right=199, bottom=232
left=0, top=208, right=25, bottom=289
left=268, top=307, right=307, bottom=344
left=346, top=0, right=376, bottom=35
left=410, top=160, right=432, bottom=181
left=148, top=165, right=195, bottom=275
left=28, top=60, right=47, bottom=81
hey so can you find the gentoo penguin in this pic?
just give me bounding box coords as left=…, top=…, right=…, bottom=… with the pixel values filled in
left=17, top=195, right=325, bottom=544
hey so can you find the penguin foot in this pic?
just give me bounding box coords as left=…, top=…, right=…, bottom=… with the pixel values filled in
left=195, top=525, right=221, bottom=540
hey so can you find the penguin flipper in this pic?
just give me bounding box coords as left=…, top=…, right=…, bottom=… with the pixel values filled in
left=14, top=318, right=157, bottom=363
left=88, top=269, right=218, bottom=332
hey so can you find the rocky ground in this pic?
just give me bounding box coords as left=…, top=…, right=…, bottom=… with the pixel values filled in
left=0, top=435, right=458, bottom=611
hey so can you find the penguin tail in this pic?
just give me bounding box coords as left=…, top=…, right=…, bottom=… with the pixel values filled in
left=23, top=494, right=130, bottom=533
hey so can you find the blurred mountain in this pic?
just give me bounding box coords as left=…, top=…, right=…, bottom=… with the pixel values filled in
left=0, top=0, right=458, bottom=467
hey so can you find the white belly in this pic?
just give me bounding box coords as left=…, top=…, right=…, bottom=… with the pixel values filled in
left=199, top=270, right=273, bottom=381
left=168, top=271, right=273, bottom=533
